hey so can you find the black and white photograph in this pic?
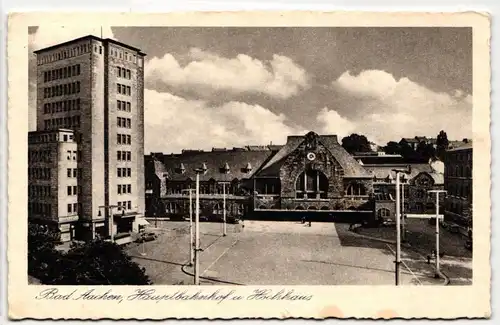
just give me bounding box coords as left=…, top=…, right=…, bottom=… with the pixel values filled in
left=7, top=11, right=491, bottom=319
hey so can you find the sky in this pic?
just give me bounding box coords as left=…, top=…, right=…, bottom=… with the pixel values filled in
left=28, top=26, right=472, bottom=153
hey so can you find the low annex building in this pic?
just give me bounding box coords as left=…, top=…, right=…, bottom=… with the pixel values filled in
left=145, top=131, right=444, bottom=222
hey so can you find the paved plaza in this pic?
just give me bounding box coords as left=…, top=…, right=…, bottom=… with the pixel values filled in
left=125, top=220, right=466, bottom=285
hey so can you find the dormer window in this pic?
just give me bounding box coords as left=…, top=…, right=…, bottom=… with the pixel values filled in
left=201, top=163, right=208, bottom=174
left=245, top=162, right=252, bottom=173
left=179, top=163, right=186, bottom=174
left=222, top=162, right=230, bottom=174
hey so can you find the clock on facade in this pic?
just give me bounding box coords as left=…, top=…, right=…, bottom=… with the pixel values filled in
left=306, top=152, right=316, bottom=161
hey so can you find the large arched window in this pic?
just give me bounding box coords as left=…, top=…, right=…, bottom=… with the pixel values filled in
left=345, top=183, right=367, bottom=197
left=295, top=169, right=328, bottom=199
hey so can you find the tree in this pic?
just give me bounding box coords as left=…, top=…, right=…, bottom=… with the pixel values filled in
left=341, top=133, right=372, bottom=154
left=436, top=130, right=449, bottom=160
left=28, top=224, right=151, bottom=285
left=382, top=141, right=401, bottom=155
left=416, top=141, right=436, bottom=162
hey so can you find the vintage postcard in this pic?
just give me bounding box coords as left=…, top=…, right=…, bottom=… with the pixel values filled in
left=7, top=11, right=491, bottom=319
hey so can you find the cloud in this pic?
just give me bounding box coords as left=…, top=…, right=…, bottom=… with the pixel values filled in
left=144, top=89, right=306, bottom=153
left=145, top=48, right=309, bottom=99
left=316, top=107, right=356, bottom=140
left=29, top=26, right=115, bottom=51
left=331, top=70, right=472, bottom=144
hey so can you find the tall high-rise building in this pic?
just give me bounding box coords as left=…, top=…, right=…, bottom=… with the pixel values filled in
left=29, top=35, right=146, bottom=242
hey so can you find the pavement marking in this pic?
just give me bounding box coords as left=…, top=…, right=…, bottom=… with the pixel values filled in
left=201, top=239, right=239, bottom=277
left=386, top=244, right=423, bottom=285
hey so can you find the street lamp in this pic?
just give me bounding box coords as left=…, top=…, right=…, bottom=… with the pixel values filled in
left=98, top=204, right=119, bottom=243
left=194, top=164, right=207, bottom=285
left=392, top=166, right=411, bottom=286
left=221, top=181, right=230, bottom=237
left=181, top=188, right=195, bottom=266
left=428, top=189, right=447, bottom=277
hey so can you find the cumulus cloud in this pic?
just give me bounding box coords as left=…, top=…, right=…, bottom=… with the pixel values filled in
left=145, top=48, right=309, bottom=99
left=316, top=107, right=356, bottom=140
left=144, top=89, right=305, bottom=153
left=29, top=25, right=115, bottom=51
left=331, top=70, right=472, bottom=144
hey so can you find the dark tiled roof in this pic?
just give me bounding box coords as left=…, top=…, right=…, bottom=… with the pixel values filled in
left=447, top=141, right=473, bottom=152
left=259, top=134, right=371, bottom=178
left=155, top=150, right=276, bottom=182
left=319, top=135, right=372, bottom=178
left=364, top=164, right=433, bottom=180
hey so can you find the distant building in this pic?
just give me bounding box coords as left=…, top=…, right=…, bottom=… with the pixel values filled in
left=30, top=35, right=146, bottom=242
left=146, top=131, right=376, bottom=222
left=444, top=141, right=473, bottom=229
left=145, top=131, right=445, bottom=223
left=401, top=136, right=438, bottom=150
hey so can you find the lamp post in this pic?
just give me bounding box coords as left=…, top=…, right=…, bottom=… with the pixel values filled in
left=221, top=182, right=230, bottom=237
left=428, top=190, right=447, bottom=276
left=98, top=204, right=119, bottom=243
left=194, top=164, right=207, bottom=285
left=401, top=180, right=406, bottom=242
left=392, top=166, right=411, bottom=286
left=182, top=188, right=195, bottom=266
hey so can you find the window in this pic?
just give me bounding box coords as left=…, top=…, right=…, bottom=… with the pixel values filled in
left=67, top=186, right=72, bottom=195
left=345, top=183, right=367, bottom=197
left=118, top=185, right=122, bottom=194
left=117, top=134, right=121, bottom=144
left=126, top=151, right=131, bottom=161
left=117, top=168, right=122, bottom=177
left=117, top=67, right=121, bottom=77
left=127, top=86, right=131, bottom=95
left=68, top=204, right=72, bottom=214
left=117, top=100, right=121, bottom=111
left=126, top=118, right=131, bottom=128
left=67, top=150, right=71, bottom=160
left=126, top=102, right=131, bottom=112
left=99, top=46, right=102, bottom=54
left=73, top=169, right=77, bottom=178
left=127, top=135, right=131, bottom=144
left=377, top=208, right=391, bottom=219
left=117, top=83, right=121, bottom=94
left=73, top=186, right=77, bottom=195
left=127, top=168, right=131, bottom=177
left=117, top=151, right=121, bottom=161
left=126, top=69, right=131, bottom=79
left=127, top=201, right=132, bottom=210
left=67, top=168, right=72, bottom=177
left=117, top=117, right=122, bottom=127
left=127, top=184, right=131, bottom=193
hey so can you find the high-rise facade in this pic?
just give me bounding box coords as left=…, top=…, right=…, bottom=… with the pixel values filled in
left=30, top=35, right=146, bottom=241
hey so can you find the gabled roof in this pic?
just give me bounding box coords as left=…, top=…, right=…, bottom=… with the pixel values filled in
left=154, top=149, right=276, bottom=182
left=258, top=133, right=372, bottom=178
left=364, top=163, right=433, bottom=180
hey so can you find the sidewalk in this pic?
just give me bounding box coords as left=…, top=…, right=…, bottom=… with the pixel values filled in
left=354, top=219, right=472, bottom=285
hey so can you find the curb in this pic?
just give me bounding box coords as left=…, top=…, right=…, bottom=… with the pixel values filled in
left=180, top=263, right=244, bottom=285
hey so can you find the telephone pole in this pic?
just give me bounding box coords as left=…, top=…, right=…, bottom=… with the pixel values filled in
left=428, top=190, right=447, bottom=276
left=392, top=166, right=411, bottom=285
left=194, top=165, right=207, bottom=285
left=181, top=188, right=195, bottom=266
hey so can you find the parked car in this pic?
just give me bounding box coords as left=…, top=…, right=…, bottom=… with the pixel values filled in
left=136, top=232, right=158, bottom=243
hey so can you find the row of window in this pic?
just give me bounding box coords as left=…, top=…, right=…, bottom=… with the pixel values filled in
left=28, top=185, right=52, bottom=198
left=37, top=43, right=91, bottom=65
left=447, top=183, right=472, bottom=200
left=117, top=100, right=132, bottom=112
left=28, top=202, right=52, bottom=216
left=66, top=150, right=81, bottom=161
left=44, top=116, right=81, bottom=130
left=164, top=202, right=245, bottom=215
left=117, top=151, right=132, bottom=161
left=117, top=167, right=132, bottom=177
left=111, top=48, right=138, bottom=63
left=117, top=83, right=131, bottom=96
left=28, top=133, right=57, bottom=144
left=117, top=133, right=132, bottom=145
left=43, top=64, right=81, bottom=83
left=67, top=203, right=81, bottom=215
left=67, top=168, right=82, bottom=178
left=116, top=67, right=132, bottom=79
left=117, top=184, right=132, bottom=195
left=445, top=164, right=472, bottom=178
left=117, top=117, right=132, bottom=128
left=448, top=151, right=472, bottom=163
left=28, top=150, right=52, bottom=163
left=44, top=98, right=81, bottom=114
left=67, top=185, right=82, bottom=196
left=43, top=82, right=81, bottom=98
left=118, top=201, right=133, bottom=210
left=28, top=167, right=52, bottom=180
